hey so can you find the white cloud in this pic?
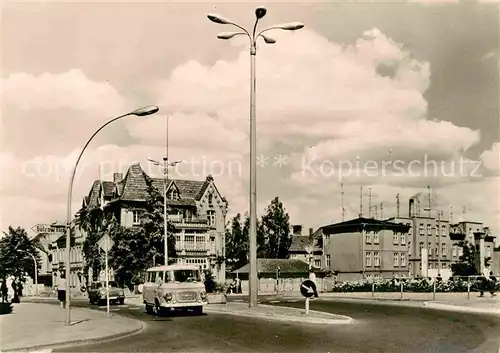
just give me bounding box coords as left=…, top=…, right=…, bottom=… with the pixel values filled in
left=480, top=142, right=500, bottom=172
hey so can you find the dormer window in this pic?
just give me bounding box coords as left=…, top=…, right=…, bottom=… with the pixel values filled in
left=168, top=190, right=179, bottom=200
left=208, top=194, right=213, bottom=206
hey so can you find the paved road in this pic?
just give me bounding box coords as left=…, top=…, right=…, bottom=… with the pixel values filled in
left=51, top=297, right=500, bottom=353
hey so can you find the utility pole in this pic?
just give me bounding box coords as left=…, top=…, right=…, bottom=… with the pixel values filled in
left=368, top=188, right=372, bottom=218
left=396, top=193, right=400, bottom=218
left=374, top=205, right=378, bottom=219
left=450, top=206, right=454, bottom=224
left=380, top=202, right=383, bottom=220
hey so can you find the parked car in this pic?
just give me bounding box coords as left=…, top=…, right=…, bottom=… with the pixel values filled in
left=88, top=281, right=125, bottom=305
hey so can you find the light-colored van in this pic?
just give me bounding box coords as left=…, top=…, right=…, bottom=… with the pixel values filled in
left=142, top=264, right=207, bottom=316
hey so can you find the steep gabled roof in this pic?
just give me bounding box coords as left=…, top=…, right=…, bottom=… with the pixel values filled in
left=288, top=235, right=321, bottom=252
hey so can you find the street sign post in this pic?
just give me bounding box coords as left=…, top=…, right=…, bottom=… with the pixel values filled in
left=98, top=234, right=114, bottom=318
left=300, top=279, right=317, bottom=315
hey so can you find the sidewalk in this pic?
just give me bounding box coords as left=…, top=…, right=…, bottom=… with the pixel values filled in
left=0, top=302, right=143, bottom=352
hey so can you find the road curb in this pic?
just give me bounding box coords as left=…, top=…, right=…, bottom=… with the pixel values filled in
left=204, top=304, right=354, bottom=325
left=2, top=306, right=145, bottom=352
left=423, top=302, right=500, bottom=316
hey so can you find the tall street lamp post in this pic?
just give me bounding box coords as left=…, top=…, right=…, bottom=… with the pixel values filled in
left=207, top=7, right=304, bottom=309
left=65, top=105, right=159, bottom=326
left=17, top=250, right=38, bottom=297
left=148, top=116, right=183, bottom=266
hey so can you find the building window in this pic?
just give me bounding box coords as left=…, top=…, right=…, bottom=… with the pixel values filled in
left=373, top=232, right=379, bottom=244
left=185, top=235, right=195, bottom=249
left=400, top=253, right=406, bottom=267
left=393, top=233, right=399, bottom=245
left=458, top=246, right=463, bottom=257
left=441, top=225, right=446, bottom=236
left=426, top=224, right=432, bottom=235
left=175, top=235, right=181, bottom=243
left=366, top=232, right=372, bottom=244
left=428, top=242, right=432, bottom=256
left=196, top=236, right=206, bottom=250
left=393, top=252, right=399, bottom=267
left=419, top=242, right=424, bottom=256
left=365, top=252, right=372, bottom=267
left=208, top=194, right=213, bottom=206
left=441, top=243, right=446, bottom=256
left=452, top=245, right=457, bottom=257
left=374, top=252, right=381, bottom=267
left=314, top=259, right=321, bottom=267
left=408, top=242, right=412, bottom=256
left=326, top=255, right=331, bottom=268
left=419, top=224, right=424, bottom=235
left=168, top=189, right=179, bottom=200
left=486, top=246, right=491, bottom=258
left=132, top=210, right=141, bottom=224
left=400, top=233, right=406, bottom=245
left=207, top=210, right=216, bottom=227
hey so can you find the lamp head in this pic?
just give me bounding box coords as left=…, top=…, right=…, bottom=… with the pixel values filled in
left=207, top=13, right=233, bottom=25
left=261, top=35, right=276, bottom=44
left=276, top=22, right=305, bottom=31
left=217, top=32, right=242, bottom=40
left=255, top=6, right=267, bottom=19
left=131, top=105, right=159, bottom=117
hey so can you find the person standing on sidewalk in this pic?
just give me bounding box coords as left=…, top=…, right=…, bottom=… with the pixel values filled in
left=308, top=269, right=319, bottom=298
left=488, top=271, right=497, bottom=297
left=1, top=279, right=8, bottom=303
left=479, top=265, right=493, bottom=297
left=56, top=272, right=67, bottom=309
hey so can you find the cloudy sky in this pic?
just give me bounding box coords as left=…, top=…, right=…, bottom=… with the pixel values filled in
left=1, top=0, right=499, bottom=239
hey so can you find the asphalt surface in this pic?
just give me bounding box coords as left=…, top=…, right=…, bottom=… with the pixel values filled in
left=50, top=296, right=500, bottom=353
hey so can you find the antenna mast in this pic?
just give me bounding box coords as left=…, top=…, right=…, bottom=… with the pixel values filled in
left=368, top=188, right=372, bottom=218
left=427, top=185, right=431, bottom=217
left=396, top=193, right=400, bottom=218
left=359, top=186, right=363, bottom=217
left=380, top=202, right=383, bottom=219
left=341, top=180, right=345, bottom=222
left=374, top=205, right=378, bottom=219
left=450, top=206, right=454, bottom=224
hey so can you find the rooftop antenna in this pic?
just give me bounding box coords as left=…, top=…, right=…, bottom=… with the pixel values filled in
left=396, top=193, right=400, bottom=218
left=374, top=204, right=378, bottom=219
left=388, top=149, right=392, bottom=163
left=450, top=206, right=454, bottom=224
left=462, top=206, right=467, bottom=222
left=359, top=186, right=363, bottom=217
left=380, top=202, right=383, bottom=219
left=341, top=179, right=345, bottom=222
left=368, top=188, right=372, bottom=218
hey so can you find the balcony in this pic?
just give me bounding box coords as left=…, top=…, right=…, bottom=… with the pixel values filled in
left=168, top=215, right=210, bottom=228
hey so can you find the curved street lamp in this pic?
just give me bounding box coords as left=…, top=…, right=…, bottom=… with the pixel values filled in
left=207, top=6, right=304, bottom=309
left=64, top=105, right=159, bottom=326
left=17, top=249, right=38, bottom=297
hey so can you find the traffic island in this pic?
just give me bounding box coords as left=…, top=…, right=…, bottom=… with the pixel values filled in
left=0, top=303, right=144, bottom=352
left=204, top=302, right=353, bottom=325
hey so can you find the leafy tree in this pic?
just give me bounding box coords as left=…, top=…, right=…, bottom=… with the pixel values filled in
left=0, top=226, right=41, bottom=283
left=259, top=197, right=291, bottom=259
left=451, top=241, right=478, bottom=276
left=80, top=206, right=106, bottom=282
left=225, top=214, right=248, bottom=271
left=240, top=212, right=267, bottom=258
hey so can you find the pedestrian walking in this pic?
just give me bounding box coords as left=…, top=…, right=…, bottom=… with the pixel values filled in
left=488, top=271, right=497, bottom=297
left=479, top=265, right=493, bottom=297
left=1, top=279, right=8, bottom=303
left=11, top=280, right=20, bottom=303
left=56, top=272, right=67, bottom=309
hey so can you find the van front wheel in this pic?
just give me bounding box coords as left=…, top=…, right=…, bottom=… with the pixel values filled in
left=145, top=304, right=154, bottom=315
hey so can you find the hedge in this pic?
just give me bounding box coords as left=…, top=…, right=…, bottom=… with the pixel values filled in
left=330, top=278, right=500, bottom=293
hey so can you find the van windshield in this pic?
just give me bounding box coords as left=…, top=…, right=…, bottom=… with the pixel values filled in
left=171, top=270, right=201, bottom=283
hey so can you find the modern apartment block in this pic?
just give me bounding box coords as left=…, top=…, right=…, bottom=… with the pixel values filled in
left=79, top=163, right=228, bottom=282
left=313, top=217, right=411, bottom=280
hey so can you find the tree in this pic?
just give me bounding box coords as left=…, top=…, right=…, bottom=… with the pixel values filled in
left=80, top=206, right=106, bottom=282
left=259, top=197, right=291, bottom=259
left=0, top=226, right=41, bottom=283
left=225, top=214, right=248, bottom=271
left=451, top=241, right=478, bottom=276
left=240, top=212, right=267, bottom=258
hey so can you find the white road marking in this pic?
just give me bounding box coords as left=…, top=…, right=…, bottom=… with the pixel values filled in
left=269, top=300, right=281, bottom=304
left=29, top=350, right=52, bottom=353
left=287, top=300, right=298, bottom=303
left=234, top=299, right=244, bottom=302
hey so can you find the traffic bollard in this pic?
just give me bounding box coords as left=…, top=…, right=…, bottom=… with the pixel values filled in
left=305, top=297, right=310, bottom=315
left=372, top=283, right=375, bottom=297
left=432, top=281, right=436, bottom=301
left=400, top=283, right=403, bottom=300
left=467, top=282, right=470, bottom=300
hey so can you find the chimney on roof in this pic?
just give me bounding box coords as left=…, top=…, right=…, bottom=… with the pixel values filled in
left=292, top=225, right=302, bottom=235
left=206, top=174, right=214, bottom=182
left=309, top=228, right=313, bottom=236
left=113, top=173, right=123, bottom=183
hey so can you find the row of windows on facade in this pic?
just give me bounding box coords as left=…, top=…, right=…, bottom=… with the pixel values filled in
left=417, top=224, right=447, bottom=236
left=174, top=257, right=208, bottom=269
left=132, top=210, right=216, bottom=226
left=53, top=247, right=83, bottom=264
left=364, top=252, right=407, bottom=267
left=162, top=189, right=216, bottom=203
left=365, top=233, right=407, bottom=245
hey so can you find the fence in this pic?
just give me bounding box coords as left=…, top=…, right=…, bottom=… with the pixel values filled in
left=239, top=277, right=337, bottom=295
